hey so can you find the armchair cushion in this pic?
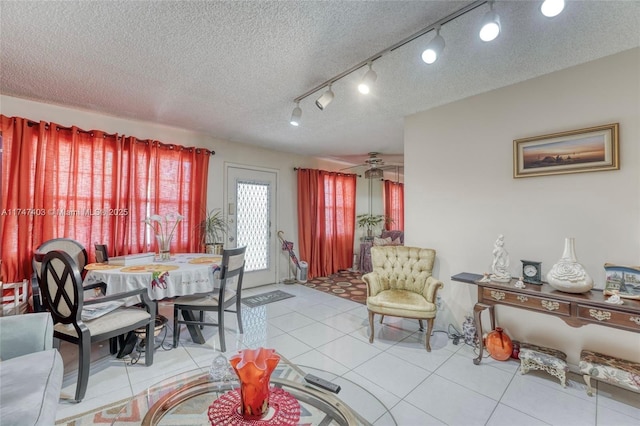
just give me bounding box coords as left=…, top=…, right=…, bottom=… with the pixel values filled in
left=366, top=289, right=436, bottom=318
left=0, top=349, right=63, bottom=426
left=0, top=312, right=54, bottom=360
left=0, top=313, right=63, bottom=425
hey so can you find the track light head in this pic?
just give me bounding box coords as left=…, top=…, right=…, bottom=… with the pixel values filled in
left=315, top=85, right=334, bottom=110
left=541, top=0, right=565, bottom=18
left=479, top=2, right=501, bottom=42
left=422, top=27, right=445, bottom=65
left=290, top=103, right=302, bottom=126
left=358, top=63, right=377, bottom=95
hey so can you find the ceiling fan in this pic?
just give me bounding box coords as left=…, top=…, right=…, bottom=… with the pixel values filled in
left=341, top=152, right=403, bottom=179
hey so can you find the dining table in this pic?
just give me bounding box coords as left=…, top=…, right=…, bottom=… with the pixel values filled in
left=83, top=253, right=222, bottom=344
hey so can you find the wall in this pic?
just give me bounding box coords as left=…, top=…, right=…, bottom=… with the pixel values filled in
left=0, top=95, right=323, bottom=284
left=404, top=48, right=640, bottom=365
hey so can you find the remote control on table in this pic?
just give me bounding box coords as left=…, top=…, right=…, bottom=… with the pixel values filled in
left=304, top=374, right=341, bottom=393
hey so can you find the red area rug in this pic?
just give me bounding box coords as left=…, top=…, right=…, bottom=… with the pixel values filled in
left=303, top=270, right=367, bottom=304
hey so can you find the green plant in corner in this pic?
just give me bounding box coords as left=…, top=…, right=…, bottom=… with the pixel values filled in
left=356, top=214, right=393, bottom=237
left=198, top=208, right=229, bottom=254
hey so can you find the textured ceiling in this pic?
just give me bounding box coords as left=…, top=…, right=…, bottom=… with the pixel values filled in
left=1, top=1, right=639, bottom=166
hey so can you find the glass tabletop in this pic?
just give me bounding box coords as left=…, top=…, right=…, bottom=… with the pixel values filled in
left=112, top=353, right=395, bottom=425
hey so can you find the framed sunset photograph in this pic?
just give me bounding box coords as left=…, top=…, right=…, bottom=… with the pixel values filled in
left=513, top=123, right=619, bottom=178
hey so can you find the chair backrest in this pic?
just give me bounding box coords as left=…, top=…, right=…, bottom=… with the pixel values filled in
left=219, top=246, right=247, bottom=292
left=1, top=279, right=29, bottom=316
left=370, top=245, right=436, bottom=293
left=95, top=244, right=109, bottom=263
left=33, top=238, right=88, bottom=282
left=40, top=250, right=84, bottom=326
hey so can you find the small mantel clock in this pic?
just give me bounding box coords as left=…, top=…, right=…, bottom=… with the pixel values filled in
left=521, top=260, right=542, bottom=284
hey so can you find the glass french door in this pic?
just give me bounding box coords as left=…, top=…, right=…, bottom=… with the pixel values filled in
left=226, top=166, right=277, bottom=288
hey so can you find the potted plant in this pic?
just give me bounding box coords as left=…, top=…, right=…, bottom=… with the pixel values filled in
left=357, top=214, right=389, bottom=238
left=198, top=209, right=228, bottom=254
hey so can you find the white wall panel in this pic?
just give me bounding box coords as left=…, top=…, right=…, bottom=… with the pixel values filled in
left=404, top=48, right=640, bottom=364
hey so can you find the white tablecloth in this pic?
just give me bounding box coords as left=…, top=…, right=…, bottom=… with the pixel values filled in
left=83, top=253, right=220, bottom=305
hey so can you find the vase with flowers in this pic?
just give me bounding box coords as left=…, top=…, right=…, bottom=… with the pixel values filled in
left=144, top=212, right=183, bottom=261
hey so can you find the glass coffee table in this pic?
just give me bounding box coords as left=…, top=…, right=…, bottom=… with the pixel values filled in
left=112, top=353, right=395, bottom=425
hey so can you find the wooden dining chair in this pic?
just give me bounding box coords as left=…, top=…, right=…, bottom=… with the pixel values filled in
left=173, top=246, right=246, bottom=352
left=32, top=237, right=89, bottom=312
left=40, top=250, right=155, bottom=402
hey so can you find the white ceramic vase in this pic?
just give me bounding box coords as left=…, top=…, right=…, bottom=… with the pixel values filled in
left=546, top=237, right=593, bottom=293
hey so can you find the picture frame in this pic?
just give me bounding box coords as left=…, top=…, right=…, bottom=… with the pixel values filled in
left=603, top=263, right=640, bottom=300
left=513, top=123, right=619, bottom=178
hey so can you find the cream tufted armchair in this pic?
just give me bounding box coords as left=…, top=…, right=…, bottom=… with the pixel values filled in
left=362, top=245, right=443, bottom=351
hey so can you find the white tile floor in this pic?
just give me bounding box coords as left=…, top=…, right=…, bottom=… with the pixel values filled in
left=55, top=283, right=640, bottom=425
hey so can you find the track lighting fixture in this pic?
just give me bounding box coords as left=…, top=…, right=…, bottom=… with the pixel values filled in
left=315, top=84, right=335, bottom=110
left=541, top=0, right=565, bottom=18
left=422, top=26, right=445, bottom=65
left=290, top=102, right=302, bottom=126
left=358, top=63, right=377, bottom=95
left=479, top=1, right=501, bottom=42
left=289, top=1, right=568, bottom=125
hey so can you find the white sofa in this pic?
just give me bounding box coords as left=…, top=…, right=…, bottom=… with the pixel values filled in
left=0, top=312, right=63, bottom=425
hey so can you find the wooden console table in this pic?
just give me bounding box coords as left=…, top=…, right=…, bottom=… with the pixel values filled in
left=451, top=272, right=640, bottom=365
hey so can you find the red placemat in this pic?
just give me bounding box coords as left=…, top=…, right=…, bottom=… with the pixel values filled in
left=208, top=387, right=300, bottom=425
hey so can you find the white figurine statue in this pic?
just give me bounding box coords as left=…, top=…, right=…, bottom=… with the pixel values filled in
left=478, top=272, right=491, bottom=283
left=490, top=234, right=511, bottom=282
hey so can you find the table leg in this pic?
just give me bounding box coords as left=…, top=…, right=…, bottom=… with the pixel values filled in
left=472, top=303, right=495, bottom=365
left=181, top=310, right=206, bottom=344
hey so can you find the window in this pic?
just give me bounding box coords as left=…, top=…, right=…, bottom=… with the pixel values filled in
left=0, top=115, right=210, bottom=283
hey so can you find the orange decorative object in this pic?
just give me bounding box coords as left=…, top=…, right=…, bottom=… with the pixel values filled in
left=485, top=327, right=513, bottom=361
left=229, top=348, right=281, bottom=420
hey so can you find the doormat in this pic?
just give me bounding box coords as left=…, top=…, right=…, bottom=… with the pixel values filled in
left=303, top=270, right=367, bottom=305
left=241, top=290, right=295, bottom=308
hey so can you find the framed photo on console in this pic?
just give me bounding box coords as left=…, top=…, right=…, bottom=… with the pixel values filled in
left=513, top=123, right=619, bottom=178
left=603, top=263, right=640, bottom=300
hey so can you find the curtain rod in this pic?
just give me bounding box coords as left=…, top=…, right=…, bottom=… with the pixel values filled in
left=20, top=116, right=215, bottom=155
left=294, top=167, right=361, bottom=178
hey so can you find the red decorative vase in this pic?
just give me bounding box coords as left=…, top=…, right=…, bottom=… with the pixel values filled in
left=229, top=347, right=280, bottom=420
left=485, top=327, right=513, bottom=361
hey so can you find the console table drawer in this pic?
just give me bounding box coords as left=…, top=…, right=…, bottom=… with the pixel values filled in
left=482, top=288, right=571, bottom=316
left=577, top=305, right=640, bottom=331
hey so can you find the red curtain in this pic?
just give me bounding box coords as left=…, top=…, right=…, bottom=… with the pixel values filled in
left=297, top=168, right=356, bottom=279
left=0, top=115, right=210, bottom=284
left=384, top=179, right=404, bottom=231
left=122, top=139, right=209, bottom=255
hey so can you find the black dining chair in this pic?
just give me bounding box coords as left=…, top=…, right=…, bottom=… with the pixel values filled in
left=94, top=243, right=109, bottom=263
left=173, top=246, right=246, bottom=352
left=40, top=250, right=155, bottom=402
left=32, top=238, right=89, bottom=312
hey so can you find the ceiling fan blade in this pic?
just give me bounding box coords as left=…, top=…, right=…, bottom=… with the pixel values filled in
left=379, top=165, right=404, bottom=170
left=339, top=164, right=363, bottom=171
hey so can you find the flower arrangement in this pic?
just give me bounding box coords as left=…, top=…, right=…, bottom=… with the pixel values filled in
left=144, top=212, right=183, bottom=260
